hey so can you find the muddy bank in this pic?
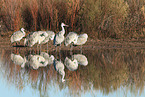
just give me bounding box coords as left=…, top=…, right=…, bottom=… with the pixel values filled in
left=1, top=36, right=145, bottom=53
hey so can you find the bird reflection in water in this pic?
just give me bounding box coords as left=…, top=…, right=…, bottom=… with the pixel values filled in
left=10, top=49, right=88, bottom=83
left=11, top=53, right=27, bottom=68
left=3, top=48, right=145, bottom=97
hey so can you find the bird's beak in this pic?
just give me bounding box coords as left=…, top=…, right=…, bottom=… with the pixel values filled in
left=65, top=24, right=69, bottom=27
left=25, top=30, right=28, bottom=32
left=24, top=29, right=29, bottom=33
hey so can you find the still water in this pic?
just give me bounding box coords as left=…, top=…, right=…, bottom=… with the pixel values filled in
left=0, top=48, right=145, bottom=97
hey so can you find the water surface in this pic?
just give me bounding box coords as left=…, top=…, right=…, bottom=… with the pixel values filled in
left=0, top=48, right=145, bottom=97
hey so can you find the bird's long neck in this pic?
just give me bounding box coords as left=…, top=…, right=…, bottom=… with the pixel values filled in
left=21, top=30, right=25, bottom=35
left=62, top=73, right=65, bottom=82
left=61, top=25, right=65, bottom=35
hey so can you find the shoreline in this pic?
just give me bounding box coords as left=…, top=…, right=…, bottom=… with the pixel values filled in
left=1, top=36, right=145, bottom=52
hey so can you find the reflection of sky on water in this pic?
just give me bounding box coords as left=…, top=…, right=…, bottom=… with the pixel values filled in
left=1, top=76, right=145, bottom=97
left=0, top=49, right=145, bottom=97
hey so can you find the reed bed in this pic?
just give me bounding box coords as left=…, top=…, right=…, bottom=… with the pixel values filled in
left=0, top=0, right=145, bottom=39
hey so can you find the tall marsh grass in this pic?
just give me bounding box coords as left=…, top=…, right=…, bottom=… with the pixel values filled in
left=0, top=0, right=145, bottom=39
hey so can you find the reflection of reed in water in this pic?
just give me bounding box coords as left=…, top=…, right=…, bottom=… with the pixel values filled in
left=0, top=49, right=145, bottom=97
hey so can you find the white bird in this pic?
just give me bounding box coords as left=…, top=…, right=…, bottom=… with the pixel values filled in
left=64, top=32, right=78, bottom=46
left=24, top=31, right=37, bottom=47
left=24, top=31, right=48, bottom=47
left=24, top=32, right=33, bottom=47
left=11, top=53, right=27, bottom=68
left=41, top=31, right=55, bottom=44
left=40, top=52, right=55, bottom=65
left=53, top=23, right=68, bottom=47
left=64, top=57, right=78, bottom=71
left=64, top=32, right=88, bottom=52
left=28, top=55, right=48, bottom=69
left=11, top=28, right=26, bottom=45
left=74, top=33, right=88, bottom=46
left=53, top=60, right=65, bottom=82
left=72, top=54, right=88, bottom=66
left=64, top=32, right=78, bottom=51
left=74, top=33, right=88, bottom=53
left=40, top=31, right=55, bottom=52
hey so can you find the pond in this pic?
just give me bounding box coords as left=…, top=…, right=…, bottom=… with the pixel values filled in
left=0, top=48, right=145, bottom=97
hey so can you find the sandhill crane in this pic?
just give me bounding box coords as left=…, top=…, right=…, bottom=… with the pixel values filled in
left=41, top=31, right=55, bottom=52
left=53, top=23, right=68, bottom=50
left=24, top=31, right=48, bottom=47
left=40, top=52, right=55, bottom=65
left=72, top=54, right=88, bottom=66
left=74, top=33, right=88, bottom=46
left=11, top=28, right=26, bottom=46
left=64, top=32, right=78, bottom=51
left=74, top=33, right=88, bottom=53
left=64, top=57, right=78, bottom=71
left=28, top=54, right=48, bottom=69
left=11, top=53, right=27, bottom=68
left=24, top=31, right=48, bottom=52
left=41, top=31, right=55, bottom=44
left=53, top=59, right=65, bottom=82
left=64, top=32, right=78, bottom=45
left=24, top=31, right=39, bottom=47
left=64, top=32, right=88, bottom=50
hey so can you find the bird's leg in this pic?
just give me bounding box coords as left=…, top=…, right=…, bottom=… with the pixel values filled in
left=40, top=44, right=41, bottom=54
left=18, top=47, right=20, bottom=54
left=19, top=41, right=20, bottom=46
left=80, top=45, right=83, bottom=54
left=55, top=46, right=57, bottom=53
left=16, top=47, right=18, bottom=53
left=59, top=50, right=61, bottom=61
left=37, top=44, right=39, bottom=54
left=55, top=46, right=58, bottom=59
left=30, top=47, right=31, bottom=55
left=16, top=42, right=17, bottom=47
left=59, top=44, right=61, bottom=52
left=70, top=43, right=73, bottom=57
left=47, top=42, right=48, bottom=53
left=32, top=46, right=35, bottom=54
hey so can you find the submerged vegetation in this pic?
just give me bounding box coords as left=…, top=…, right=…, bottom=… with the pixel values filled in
left=0, top=0, right=145, bottom=39
left=0, top=49, right=145, bottom=96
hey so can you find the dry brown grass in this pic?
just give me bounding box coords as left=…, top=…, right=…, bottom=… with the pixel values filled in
left=0, top=0, right=144, bottom=39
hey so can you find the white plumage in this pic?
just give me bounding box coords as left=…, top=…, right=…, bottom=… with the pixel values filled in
left=74, top=33, right=88, bottom=46
left=40, top=52, right=55, bottom=65
left=36, top=31, right=48, bottom=45
left=64, top=32, right=88, bottom=48
left=11, top=28, right=26, bottom=44
left=41, top=31, right=55, bottom=44
left=72, top=54, right=88, bottom=66
left=53, top=60, right=65, bottom=82
left=24, top=31, right=48, bottom=47
left=11, top=53, right=27, bottom=68
left=28, top=55, right=48, bottom=69
left=24, top=32, right=37, bottom=47
left=54, top=23, right=68, bottom=46
left=64, top=32, right=78, bottom=46
left=64, top=57, right=78, bottom=71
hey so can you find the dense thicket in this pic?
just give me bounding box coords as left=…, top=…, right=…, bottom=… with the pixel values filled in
left=0, top=0, right=145, bottom=39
